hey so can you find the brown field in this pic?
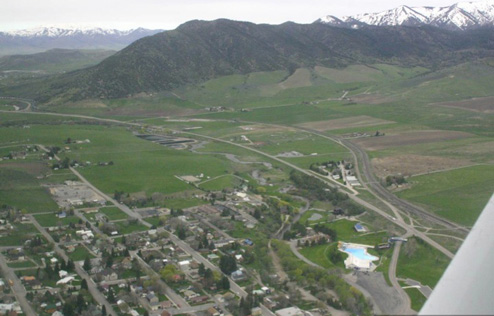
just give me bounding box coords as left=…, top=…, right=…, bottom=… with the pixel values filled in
left=372, top=154, right=472, bottom=178
left=278, top=68, right=312, bottom=89
left=432, top=96, right=494, bottom=113
left=1, top=162, right=50, bottom=176
left=296, top=115, right=395, bottom=132
left=352, top=130, right=473, bottom=151
left=348, top=93, right=396, bottom=104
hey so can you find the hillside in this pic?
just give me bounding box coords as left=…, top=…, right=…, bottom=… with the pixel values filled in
left=5, top=19, right=494, bottom=104
left=0, top=49, right=115, bottom=73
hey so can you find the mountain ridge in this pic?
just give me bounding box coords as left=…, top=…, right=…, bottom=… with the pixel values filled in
left=0, top=27, right=163, bottom=56
left=317, top=0, right=494, bottom=30
left=5, top=19, right=494, bottom=104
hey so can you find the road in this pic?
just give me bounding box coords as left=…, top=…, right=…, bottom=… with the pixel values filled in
left=129, top=250, right=191, bottom=310
left=12, top=108, right=460, bottom=314
left=28, top=214, right=118, bottom=316
left=338, top=137, right=469, bottom=233
left=388, top=241, right=414, bottom=315
left=0, top=253, right=36, bottom=316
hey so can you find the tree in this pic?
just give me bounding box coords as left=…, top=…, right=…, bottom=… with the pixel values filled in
left=81, top=279, right=88, bottom=290
left=219, top=255, right=237, bottom=275
left=198, top=263, right=205, bottom=276
left=83, top=256, right=91, bottom=271
left=101, top=305, right=107, bottom=316
left=177, top=225, right=187, bottom=240
left=220, top=275, right=230, bottom=290
left=62, top=303, right=75, bottom=316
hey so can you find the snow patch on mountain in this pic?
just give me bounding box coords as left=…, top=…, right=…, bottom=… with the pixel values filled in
left=318, top=0, right=494, bottom=30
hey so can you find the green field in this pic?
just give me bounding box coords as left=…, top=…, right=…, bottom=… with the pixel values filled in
left=404, top=287, right=427, bottom=312
left=100, top=207, right=128, bottom=221
left=34, top=213, right=80, bottom=227
left=68, top=245, right=95, bottom=261
left=0, top=223, right=42, bottom=246
left=397, top=165, right=494, bottom=226
left=199, top=174, right=244, bottom=191
left=397, top=237, right=450, bottom=288
left=0, top=166, right=58, bottom=213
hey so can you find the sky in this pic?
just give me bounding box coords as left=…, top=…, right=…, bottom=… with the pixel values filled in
left=1, top=0, right=466, bottom=31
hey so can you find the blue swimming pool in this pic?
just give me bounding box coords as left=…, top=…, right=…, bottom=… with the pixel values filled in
left=342, top=247, right=378, bottom=261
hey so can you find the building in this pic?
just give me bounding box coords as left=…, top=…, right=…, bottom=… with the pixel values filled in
left=231, top=270, right=246, bottom=281
left=275, top=307, right=313, bottom=316
left=354, top=223, right=367, bottom=233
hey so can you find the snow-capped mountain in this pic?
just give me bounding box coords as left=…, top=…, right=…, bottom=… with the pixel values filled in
left=4, top=26, right=149, bottom=38
left=0, top=26, right=163, bottom=56
left=317, top=0, right=494, bottom=30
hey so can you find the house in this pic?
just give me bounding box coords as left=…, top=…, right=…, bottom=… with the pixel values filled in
left=243, top=239, right=254, bottom=246
left=56, top=276, right=75, bottom=286
left=354, top=223, right=367, bottom=233
left=231, top=270, right=247, bottom=281
left=57, top=211, right=67, bottom=219
left=161, top=311, right=171, bottom=316
left=160, top=301, right=172, bottom=309
left=252, top=307, right=263, bottom=316
left=99, top=268, right=118, bottom=281
left=190, top=295, right=209, bottom=304
left=183, top=290, right=199, bottom=300
left=275, top=306, right=309, bottom=316
left=146, top=292, right=159, bottom=304
left=207, top=306, right=220, bottom=316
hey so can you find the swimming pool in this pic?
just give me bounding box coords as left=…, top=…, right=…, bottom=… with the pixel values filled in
left=342, top=246, right=378, bottom=261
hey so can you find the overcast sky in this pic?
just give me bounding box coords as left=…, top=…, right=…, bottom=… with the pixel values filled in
left=2, top=0, right=464, bottom=31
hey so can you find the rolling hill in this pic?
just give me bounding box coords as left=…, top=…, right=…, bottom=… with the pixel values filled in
left=5, top=19, right=494, bottom=104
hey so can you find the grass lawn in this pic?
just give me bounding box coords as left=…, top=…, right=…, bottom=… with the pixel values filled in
left=100, top=207, right=128, bottom=221
left=7, top=260, right=37, bottom=269
left=397, top=165, right=494, bottom=226
left=0, top=167, right=58, bottom=213
left=0, top=223, right=42, bottom=246
left=68, top=245, right=95, bottom=261
left=397, top=237, right=450, bottom=288
left=199, top=174, right=243, bottom=191
left=405, top=287, right=427, bottom=312
left=34, top=213, right=80, bottom=227
left=299, top=243, right=339, bottom=269
left=115, top=221, right=148, bottom=235
left=298, top=210, right=330, bottom=225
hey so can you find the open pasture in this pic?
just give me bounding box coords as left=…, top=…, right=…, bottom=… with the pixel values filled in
left=296, top=115, right=395, bottom=132
left=432, top=96, right=494, bottom=113
left=351, top=130, right=473, bottom=151
left=371, top=154, right=472, bottom=178
left=397, top=165, right=494, bottom=226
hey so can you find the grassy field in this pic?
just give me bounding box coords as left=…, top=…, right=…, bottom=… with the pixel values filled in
left=0, top=223, right=42, bottom=246
left=397, top=165, right=494, bottom=226
left=68, top=245, right=95, bottom=261
left=34, top=213, right=80, bottom=227
left=100, top=207, right=128, bottom=221
left=397, top=237, right=450, bottom=288
left=0, top=166, right=58, bottom=213
left=198, top=174, right=243, bottom=191
left=405, top=287, right=427, bottom=312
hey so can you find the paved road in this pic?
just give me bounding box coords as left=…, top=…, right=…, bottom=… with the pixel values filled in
left=0, top=253, right=36, bottom=316
left=129, top=250, right=191, bottom=310
left=339, top=137, right=470, bottom=233
left=28, top=215, right=118, bottom=316
left=388, top=241, right=414, bottom=315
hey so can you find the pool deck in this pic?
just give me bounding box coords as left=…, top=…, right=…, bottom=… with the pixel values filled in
left=339, top=242, right=379, bottom=271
